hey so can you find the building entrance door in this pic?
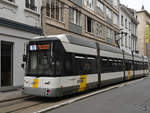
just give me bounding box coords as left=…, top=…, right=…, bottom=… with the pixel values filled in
left=1, top=41, right=13, bottom=87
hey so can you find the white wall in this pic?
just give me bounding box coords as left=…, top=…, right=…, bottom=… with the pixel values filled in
left=0, top=0, right=42, bottom=27
left=0, top=25, right=40, bottom=86
left=0, top=0, right=42, bottom=88
left=120, top=9, right=132, bottom=54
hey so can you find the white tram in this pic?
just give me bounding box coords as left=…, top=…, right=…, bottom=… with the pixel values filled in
left=22, top=34, right=149, bottom=97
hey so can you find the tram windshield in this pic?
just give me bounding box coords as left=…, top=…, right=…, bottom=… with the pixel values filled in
left=26, top=40, right=64, bottom=77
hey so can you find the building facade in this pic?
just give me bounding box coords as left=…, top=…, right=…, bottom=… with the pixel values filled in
left=42, top=0, right=120, bottom=45
left=0, top=0, right=42, bottom=91
left=119, top=4, right=138, bottom=54
left=137, top=9, right=150, bottom=61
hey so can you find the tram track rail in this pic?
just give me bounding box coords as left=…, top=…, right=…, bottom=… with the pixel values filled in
left=0, top=96, right=35, bottom=108
left=0, top=95, right=32, bottom=103
left=0, top=96, right=43, bottom=113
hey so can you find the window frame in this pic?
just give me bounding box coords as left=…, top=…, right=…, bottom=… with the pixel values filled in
left=121, top=15, right=124, bottom=26
left=113, top=13, right=118, bottom=25
left=25, top=0, right=37, bottom=11
left=95, top=22, right=104, bottom=38
left=7, top=0, right=15, bottom=3
left=106, top=7, right=112, bottom=20
left=85, top=16, right=95, bottom=34
left=97, top=0, right=104, bottom=16
left=84, top=0, right=94, bottom=10
left=46, top=0, right=64, bottom=22
left=125, top=19, right=127, bottom=29
left=69, top=7, right=81, bottom=26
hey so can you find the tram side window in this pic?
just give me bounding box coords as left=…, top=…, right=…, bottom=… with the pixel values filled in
left=87, top=57, right=97, bottom=74
left=74, top=55, right=97, bottom=75
left=144, top=63, right=148, bottom=70
left=53, top=41, right=65, bottom=76
left=118, top=60, right=123, bottom=71
left=75, top=56, right=87, bottom=75
left=134, top=61, right=137, bottom=70
left=139, top=62, right=143, bottom=70
left=101, top=57, right=123, bottom=73
left=125, top=61, right=131, bottom=71
left=134, top=61, right=143, bottom=70
left=101, top=58, right=109, bottom=73
left=64, top=53, right=74, bottom=76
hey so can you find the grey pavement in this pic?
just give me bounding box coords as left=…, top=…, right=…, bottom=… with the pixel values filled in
left=46, top=77, right=150, bottom=113
left=0, top=89, right=24, bottom=102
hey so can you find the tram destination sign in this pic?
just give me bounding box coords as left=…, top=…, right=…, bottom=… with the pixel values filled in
left=30, top=44, right=50, bottom=51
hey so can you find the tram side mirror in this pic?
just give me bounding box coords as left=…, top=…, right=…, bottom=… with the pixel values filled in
left=23, top=54, right=27, bottom=62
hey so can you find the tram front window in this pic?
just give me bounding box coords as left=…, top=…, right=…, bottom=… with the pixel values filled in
left=26, top=40, right=65, bottom=77
left=27, top=51, right=55, bottom=77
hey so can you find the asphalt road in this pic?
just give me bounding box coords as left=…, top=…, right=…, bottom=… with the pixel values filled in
left=46, top=77, right=150, bottom=113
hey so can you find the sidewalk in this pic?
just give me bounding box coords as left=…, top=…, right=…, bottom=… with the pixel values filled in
left=0, top=89, right=26, bottom=102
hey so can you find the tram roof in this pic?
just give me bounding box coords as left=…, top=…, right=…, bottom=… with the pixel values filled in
left=31, top=34, right=148, bottom=60
left=32, top=34, right=124, bottom=54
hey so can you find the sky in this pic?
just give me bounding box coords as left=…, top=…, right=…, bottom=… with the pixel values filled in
left=120, top=0, right=150, bottom=13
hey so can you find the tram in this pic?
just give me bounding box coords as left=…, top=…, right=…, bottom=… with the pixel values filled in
left=22, top=34, right=149, bottom=97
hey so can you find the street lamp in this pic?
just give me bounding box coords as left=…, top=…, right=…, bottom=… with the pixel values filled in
left=115, top=30, right=128, bottom=48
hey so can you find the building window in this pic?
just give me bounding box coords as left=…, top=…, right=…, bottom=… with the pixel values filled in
left=106, top=7, right=112, bottom=19
left=133, top=39, right=135, bottom=51
left=69, top=8, right=81, bottom=26
left=7, top=0, right=15, bottom=2
left=46, top=0, right=64, bottom=22
left=106, top=0, right=113, bottom=5
left=113, top=0, right=118, bottom=9
left=106, top=28, right=111, bottom=38
left=129, top=22, right=131, bottom=31
left=121, top=15, right=123, bottom=26
left=95, top=22, right=104, bottom=37
left=113, top=13, right=118, bottom=25
left=84, top=0, right=94, bottom=10
left=112, top=30, right=114, bottom=41
left=86, top=16, right=94, bottom=34
left=125, top=19, right=127, bottom=29
left=106, top=28, right=113, bottom=43
left=97, top=0, right=104, bottom=16
left=129, top=35, right=131, bottom=49
left=25, top=0, right=37, bottom=11
left=134, top=25, right=137, bottom=35
left=131, top=38, right=133, bottom=50
left=121, top=33, right=124, bottom=46
left=125, top=34, right=127, bottom=47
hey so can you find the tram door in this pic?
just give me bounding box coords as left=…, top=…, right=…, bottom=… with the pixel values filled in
left=1, top=41, right=13, bottom=87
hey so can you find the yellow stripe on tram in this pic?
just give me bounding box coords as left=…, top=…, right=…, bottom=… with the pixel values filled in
left=128, top=70, right=131, bottom=80
left=78, top=75, right=87, bottom=92
left=32, top=78, right=39, bottom=88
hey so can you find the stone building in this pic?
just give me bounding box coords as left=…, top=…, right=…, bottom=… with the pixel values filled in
left=0, top=0, right=42, bottom=91
left=41, top=0, right=120, bottom=45
left=137, top=8, right=150, bottom=61
left=119, top=4, right=138, bottom=54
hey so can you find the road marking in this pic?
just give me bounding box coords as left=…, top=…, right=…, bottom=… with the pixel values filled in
left=35, top=78, right=145, bottom=113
